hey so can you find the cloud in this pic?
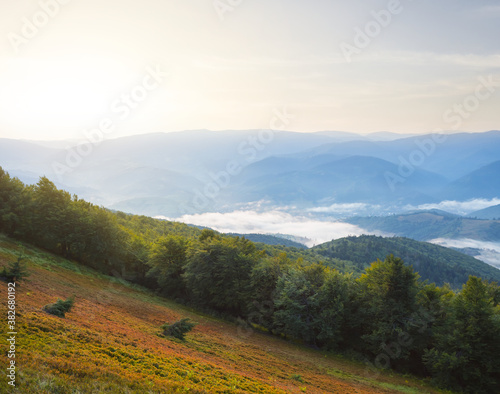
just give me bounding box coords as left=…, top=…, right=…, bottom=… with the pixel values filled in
left=193, top=55, right=350, bottom=72
left=157, top=210, right=387, bottom=247
left=372, top=51, right=500, bottom=69
left=429, top=238, right=500, bottom=269
left=404, top=198, right=500, bottom=216
left=308, top=203, right=380, bottom=214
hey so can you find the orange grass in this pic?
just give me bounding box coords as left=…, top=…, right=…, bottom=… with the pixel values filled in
left=0, top=236, right=444, bottom=393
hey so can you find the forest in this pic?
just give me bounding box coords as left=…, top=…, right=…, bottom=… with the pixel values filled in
left=1, top=166, right=499, bottom=393
left=313, top=235, right=500, bottom=287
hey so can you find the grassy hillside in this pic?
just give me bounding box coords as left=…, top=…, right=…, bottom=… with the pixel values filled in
left=0, top=235, right=443, bottom=394
left=312, top=235, right=500, bottom=287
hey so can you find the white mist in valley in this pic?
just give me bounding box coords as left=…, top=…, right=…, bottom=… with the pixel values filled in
left=157, top=210, right=389, bottom=247
left=430, top=238, right=500, bottom=269
left=405, top=198, right=500, bottom=216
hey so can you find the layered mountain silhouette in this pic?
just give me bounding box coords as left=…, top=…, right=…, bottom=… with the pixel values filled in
left=2, top=130, right=500, bottom=217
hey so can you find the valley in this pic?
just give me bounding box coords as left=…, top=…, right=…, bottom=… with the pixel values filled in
left=2, top=130, right=500, bottom=393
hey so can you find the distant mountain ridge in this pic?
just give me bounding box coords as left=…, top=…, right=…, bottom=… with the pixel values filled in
left=439, top=160, right=500, bottom=201
left=346, top=210, right=500, bottom=243
left=298, top=130, right=500, bottom=180
left=231, top=155, right=444, bottom=207
left=1, top=129, right=500, bottom=217
left=470, top=204, right=500, bottom=220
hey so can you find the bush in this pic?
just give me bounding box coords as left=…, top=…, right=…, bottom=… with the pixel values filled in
left=291, top=374, right=304, bottom=383
left=44, top=296, right=75, bottom=318
left=1, top=253, right=30, bottom=283
left=161, top=318, right=196, bottom=340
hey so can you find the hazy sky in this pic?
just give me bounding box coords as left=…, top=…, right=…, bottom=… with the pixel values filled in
left=1, top=0, right=499, bottom=140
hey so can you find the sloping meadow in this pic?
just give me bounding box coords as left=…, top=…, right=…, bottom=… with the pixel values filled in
left=0, top=235, right=440, bottom=393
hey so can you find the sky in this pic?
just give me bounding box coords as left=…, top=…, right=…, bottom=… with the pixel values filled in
left=1, top=0, right=499, bottom=140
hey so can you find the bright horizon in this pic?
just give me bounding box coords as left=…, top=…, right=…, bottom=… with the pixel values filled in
left=1, top=1, right=499, bottom=141
left=4, top=129, right=494, bottom=145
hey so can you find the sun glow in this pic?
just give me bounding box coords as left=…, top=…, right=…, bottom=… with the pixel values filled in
left=0, top=58, right=134, bottom=139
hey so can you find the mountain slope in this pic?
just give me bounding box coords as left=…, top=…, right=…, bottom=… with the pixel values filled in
left=0, top=139, right=59, bottom=182
left=346, top=211, right=500, bottom=242
left=34, top=130, right=339, bottom=179
left=439, top=160, right=500, bottom=200
left=0, top=131, right=342, bottom=216
left=227, top=233, right=308, bottom=249
left=312, top=235, right=500, bottom=287
left=0, top=235, right=440, bottom=393
left=300, top=130, right=500, bottom=180
left=470, top=204, right=500, bottom=220
left=232, top=156, right=443, bottom=206
left=3, top=130, right=500, bottom=218
left=236, top=154, right=346, bottom=183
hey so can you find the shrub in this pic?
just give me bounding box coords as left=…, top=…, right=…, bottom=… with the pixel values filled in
left=161, top=318, right=196, bottom=340
left=44, top=296, right=75, bottom=318
left=1, top=253, right=30, bottom=283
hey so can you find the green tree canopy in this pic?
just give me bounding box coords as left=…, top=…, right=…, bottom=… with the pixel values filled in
left=184, top=236, right=258, bottom=316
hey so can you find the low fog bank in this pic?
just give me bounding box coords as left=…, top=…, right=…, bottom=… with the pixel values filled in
left=157, top=210, right=389, bottom=247
left=430, top=238, right=500, bottom=269
left=403, top=198, right=500, bottom=216
left=306, top=198, right=500, bottom=219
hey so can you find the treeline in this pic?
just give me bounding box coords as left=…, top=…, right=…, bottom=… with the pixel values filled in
left=227, top=233, right=308, bottom=249
left=1, top=168, right=499, bottom=392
